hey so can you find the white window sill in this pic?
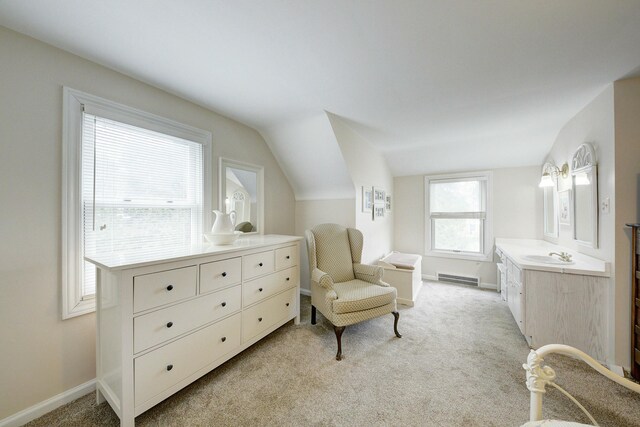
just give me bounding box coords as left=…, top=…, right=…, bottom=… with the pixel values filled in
left=424, top=250, right=493, bottom=262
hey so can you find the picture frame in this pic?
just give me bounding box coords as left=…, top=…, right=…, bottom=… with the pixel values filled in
left=374, top=204, right=385, bottom=219
left=374, top=187, right=386, bottom=203
left=362, top=186, right=373, bottom=213
left=558, top=189, right=572, bottom=226
left=385, top=194, right=391, bottom=211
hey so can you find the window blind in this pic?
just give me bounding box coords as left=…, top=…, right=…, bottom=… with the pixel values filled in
left=81, top=113, right=204, bottom=298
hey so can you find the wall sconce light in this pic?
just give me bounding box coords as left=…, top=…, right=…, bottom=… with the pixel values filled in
left=539, top=163, right=569, bottom=188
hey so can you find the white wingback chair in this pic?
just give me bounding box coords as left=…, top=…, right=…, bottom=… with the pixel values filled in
left=305, top=223, right=401, bottom=360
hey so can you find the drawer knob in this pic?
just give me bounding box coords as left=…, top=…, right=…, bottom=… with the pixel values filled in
left=166, top=322, right=173, bottom=328
left=258, top=288, right=263, bottom=292
left=221, top=302, right=227, bottom=307
left=221, top=337, right=226, bottom=342
left=286, top=303, right=290, bottom=307
left=258, top=262, right=263, bottom=267
left=166, top=364, right=173, bottom=371
left=222, top=272, right=227, bottom=277
left=286, top=255, right=290, bottom=259
left=166, top=285, right=174, bottom=291
left=286, top=277, right=290, bottom=281
left=258, top=317, right=263, bottom=322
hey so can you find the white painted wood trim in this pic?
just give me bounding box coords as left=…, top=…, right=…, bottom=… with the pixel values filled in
left=299, top=288, right=311, bottom=296
left=422, top=274, right=437, bottom=281
left=0, top=379, right=95, bottom=427
left=479, top=282, right=498, bottom=290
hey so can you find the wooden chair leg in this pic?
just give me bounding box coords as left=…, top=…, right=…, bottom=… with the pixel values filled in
left=392, top=311, right=402, bottom=338
left=334, top=326, right=346, bottom=360
left=311, top=305, right=317, bottom=325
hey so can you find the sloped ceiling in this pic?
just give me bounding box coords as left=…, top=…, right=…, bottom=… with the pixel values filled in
left=1, top=1, right=640, bottom=196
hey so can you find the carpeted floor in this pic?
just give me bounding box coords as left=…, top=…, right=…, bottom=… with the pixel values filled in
left=27, top=281, right=640, bottom=426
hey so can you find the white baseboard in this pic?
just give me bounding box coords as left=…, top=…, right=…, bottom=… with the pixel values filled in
left=479, top=282, right=498, bottom=290
left=299, top=288, right=311, bottom=296
left=0, top=379, right=95, bottom=427
left=421, top=274, right=436, bottom=281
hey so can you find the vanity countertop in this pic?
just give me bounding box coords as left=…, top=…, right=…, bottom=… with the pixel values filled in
left=495, top=238, right=610, bottom=277
left=85, top=234, right=303, bottom=271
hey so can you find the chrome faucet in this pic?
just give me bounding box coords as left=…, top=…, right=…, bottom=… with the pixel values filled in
left=549, top=251, right=572, bottom=262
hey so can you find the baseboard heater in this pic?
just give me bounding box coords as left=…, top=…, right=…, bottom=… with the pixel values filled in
left=437, top=272, right=480, bottom=287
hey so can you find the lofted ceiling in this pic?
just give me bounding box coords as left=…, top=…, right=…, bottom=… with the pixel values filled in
left=2, top=1, right=640, bottom=195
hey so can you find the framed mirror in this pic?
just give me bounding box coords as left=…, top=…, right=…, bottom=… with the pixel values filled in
left=541, top=162, right=558, bottom=238
left=571, top=143, right=598, bottom=248
left=219, top=158, right=264, bottom=234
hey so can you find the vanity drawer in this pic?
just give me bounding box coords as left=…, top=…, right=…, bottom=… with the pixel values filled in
left=134, top=266, right=197, bottom=313
left=275, top=245, right=298, bottom=270
left=134, top=285, right=241, bottom=353
left=135, top=312, right=241, bottom=406
left=242, top=287, right=297, bottom=343
left=243, top=250, right=275, bottom=280
left=243, top=267, right=298, bottom=307
left=200, top=257, right=241, bottom=294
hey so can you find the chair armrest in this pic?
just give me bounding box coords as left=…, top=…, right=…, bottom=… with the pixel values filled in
left=353, top=263, right=389, bottom=286
left=311, top=268, right=335, bottom=290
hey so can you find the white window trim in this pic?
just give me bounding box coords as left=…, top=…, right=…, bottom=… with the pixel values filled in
left=424, top=171, right=493, bottom=262
left=62, top=87, right=212, bottom=319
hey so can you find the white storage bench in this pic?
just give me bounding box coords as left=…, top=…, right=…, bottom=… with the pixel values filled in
left=377, top=252, right=423, bottom=306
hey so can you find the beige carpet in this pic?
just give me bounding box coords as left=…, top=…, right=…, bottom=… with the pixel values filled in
left=27, top=281, right=640, bottom=426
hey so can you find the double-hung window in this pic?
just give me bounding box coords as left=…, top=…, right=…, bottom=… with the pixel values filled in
left=63, top=88, right=211, bottom=319
left=425, top=172, right=492, bottom=261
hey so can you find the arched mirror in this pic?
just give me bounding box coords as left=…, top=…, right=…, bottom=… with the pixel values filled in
left=541, top=162, right=559, bottom=238
left=571, top=143, right=598, bottom=248
left=219, top=158, right=264, bottom=234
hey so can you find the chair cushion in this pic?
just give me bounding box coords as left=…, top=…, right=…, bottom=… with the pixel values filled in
left=312, top=224, right=355, bottom=283
left=332, top=280, right=396, bottom=314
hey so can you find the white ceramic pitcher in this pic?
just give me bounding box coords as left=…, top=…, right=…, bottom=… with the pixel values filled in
left=211, top=210, right=237, bottom=234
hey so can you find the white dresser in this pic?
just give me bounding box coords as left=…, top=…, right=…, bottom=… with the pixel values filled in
left=86, top=235, right=302, bottom=427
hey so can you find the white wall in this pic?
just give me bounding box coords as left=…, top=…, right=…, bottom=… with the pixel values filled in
left=295, top=199, right=356, bottom=291
left=0, top=26, right=295, bottom=420
left=541, top=86, right=618, bottom=365
left=394, top=167, right=542, bottom=285
left=328, top=114, right=394, bottom=264
left=613, top=77, right=640, bottom=369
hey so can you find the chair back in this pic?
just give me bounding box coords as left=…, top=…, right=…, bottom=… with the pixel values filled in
left=307, top=223, right=355, bottom=283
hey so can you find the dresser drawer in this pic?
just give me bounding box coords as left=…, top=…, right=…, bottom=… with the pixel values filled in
left=200, top=257, right=241, bottom=294
left=275, top=245, right=298, bottom=270
left=242, top=250, right=275, bottom=280
left=135, top=312, right=241, bottom=406
left=134, top=266, right=197, bottom=313
left=243, top=267, right=298, bottom=307
left=134, top=285, right=241, bottom=353
left=242, top=287, right=297, bottom=343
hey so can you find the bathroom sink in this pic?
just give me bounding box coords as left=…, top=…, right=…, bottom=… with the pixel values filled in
left=522, top=255, right=574, bottom=265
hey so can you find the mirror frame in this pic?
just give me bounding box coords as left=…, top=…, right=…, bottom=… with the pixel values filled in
left=218, top=157, right=264, bottom=235
left=571, top=143, right=598, bottom=248
left=541, top=162, right=559, bottom=239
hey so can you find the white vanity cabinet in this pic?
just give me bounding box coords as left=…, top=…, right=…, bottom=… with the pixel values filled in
left=495, top=238, right=610, bottom=362
left=505, top=258, right=525, bottom=335
left=86, top=235, right=302, bottom=427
